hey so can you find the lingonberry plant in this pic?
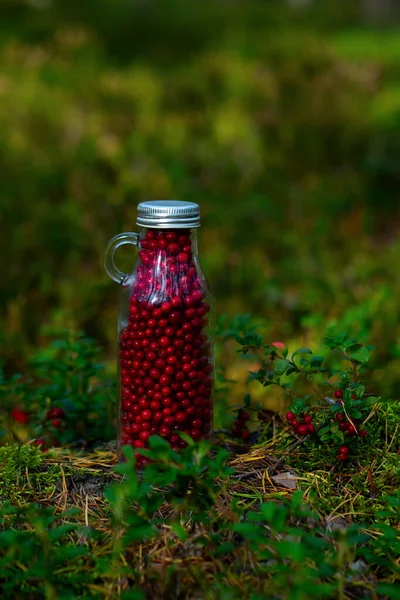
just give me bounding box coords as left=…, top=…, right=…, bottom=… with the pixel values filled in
left=231, top=329, right=383, bottom=464
left=1, top=330, right=115, bottom=449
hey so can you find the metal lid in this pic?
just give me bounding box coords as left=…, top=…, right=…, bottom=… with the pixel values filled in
left=136, top=200, right=200, bottom=229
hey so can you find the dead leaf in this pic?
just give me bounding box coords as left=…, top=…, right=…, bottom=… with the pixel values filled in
left=271, top=471, right=298, bottom=489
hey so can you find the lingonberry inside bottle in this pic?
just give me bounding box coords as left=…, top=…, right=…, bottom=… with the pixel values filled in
left=105, top=201, right=215, bottom=466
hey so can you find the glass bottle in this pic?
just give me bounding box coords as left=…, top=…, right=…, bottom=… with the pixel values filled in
left=104, top=200, right=215, bottom=466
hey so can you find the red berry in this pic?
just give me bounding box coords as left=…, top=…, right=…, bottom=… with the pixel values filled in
left=241, top=430, right=249, bottom=440
left=346, top=424, right=357, bottom=436
left=338, top=454, right=348, bottom=461
left=297, top=425, right=308, bottom=436
left=339, top=446, right=349, bottom=454
left=335, top=413, right=344, bottom=422
left=161, top=302, right=172, bottom=313
left=139, top=431, right=150, bottom=442
left=339, top=422, right=348, bottom=431
left=303, top=414, right=312, bottom=424
left=286, top=412, right=294, bottom=422
left=35, top=438, right=47, bottom=448
left=175, top=412, right=186, bottom=424
left=239, top=412, right=249, bottom=422
left=11, top=408, right=29, bottom=424
left=359, top=429, right=368, bottom=438
left=46, top=408, right=66, bottom=420
left=291, top=419, right=298, bottom=428
left=307, top=424, right=315, bottom=434
left=171, top=297, right=182, bottom=308
left=178, top=252, right=189, bottom=264
left=167, top=243, right=179, bottom=255
left=334, top=389, right=343, bottom=399
left=271, top=342, right=285, bottom=350
left=52, top=419, right=62, bottom=428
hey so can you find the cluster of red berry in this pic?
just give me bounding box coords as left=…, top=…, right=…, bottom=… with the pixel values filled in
left=35, top=407, right=66, bottom=450
left=337, top=445, right=349, bottom=461
left=11, top=406, right=65, bottom=451
left=119, top=229, right=213, bottom=467
left=285, top=412, right=316, bottom=436
left=231, top=411, right=250, bottom=441
left=334, top=389, right=367, bottom=461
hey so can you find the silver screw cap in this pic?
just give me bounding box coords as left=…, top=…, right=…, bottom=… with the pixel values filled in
left=136, top=200, right=200, bottom=229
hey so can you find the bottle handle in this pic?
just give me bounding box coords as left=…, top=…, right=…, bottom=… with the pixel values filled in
left=104, top=232, right=140, bottom=284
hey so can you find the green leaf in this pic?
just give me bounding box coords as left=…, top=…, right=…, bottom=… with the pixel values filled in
left=148, top=435, right=172, bottom=452
left=213, top=542, right=236, bottom=555
left=318, top=426, right=331, bottom=436
left=345, top=344, right=370, bottom=363
left=349, top=409, right=363, bottom=419
left=274, top=359, right=290, bottom=376
left=375, top=584, right=400, bottom=599
left=286, top=365, right=298, bottom=375
left=292, top=348, right=312, bottom=358
left=364, top=395, right=379, bottom=406
left=311, top=355, right=324, bottom=367
left=121, top=589, right=145, bottom=600
left=171, top=522, right=187, bottom=541
left=233, top=523, right=264, bottom=542
left=355, top=384, right=365, bottom=399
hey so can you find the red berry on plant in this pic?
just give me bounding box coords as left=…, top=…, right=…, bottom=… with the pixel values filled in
left=334, top=390, right=343, bottom=399
left=338, top=454, right=348, bottom=461
left=359, top=429, right=368, bottom=438
left=35, top=438, right=47, bottom=449
left=339, top=446, right=349, bottom=455
left=346, top=424, right=357, bottom=436
left=271, top=342, right=285, bottom=350
left=307, top=424, right=316, bottom=434
left=52, top=419, right=62, bottom=428
left=335, top=413, right=344, bottom=422
left=46, top=408, right=66, bottom=420
left=241, top=430, right=249, bottom=440
left=303, top=414, right=312, bottom=424
left=286, top=412, right=295, bottom=422
left=11, top=408, right=29, bottom=424
left=240, top=412, right=249, bottom=422
left=297, top=424, right=308, bottom=436
left=339, top=422, right=348, bottom=431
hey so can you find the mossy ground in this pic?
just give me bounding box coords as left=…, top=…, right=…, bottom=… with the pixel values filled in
left=1, top=430, right=398, bottom=599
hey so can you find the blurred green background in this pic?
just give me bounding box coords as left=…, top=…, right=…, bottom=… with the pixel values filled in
left=1, top=0, right=400, bottom=396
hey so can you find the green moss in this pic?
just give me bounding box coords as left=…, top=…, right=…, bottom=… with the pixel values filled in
left=0, top=444, right=64, bottom=505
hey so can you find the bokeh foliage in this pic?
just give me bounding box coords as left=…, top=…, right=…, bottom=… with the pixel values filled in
left=1, top=0, right=400, bottom=398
